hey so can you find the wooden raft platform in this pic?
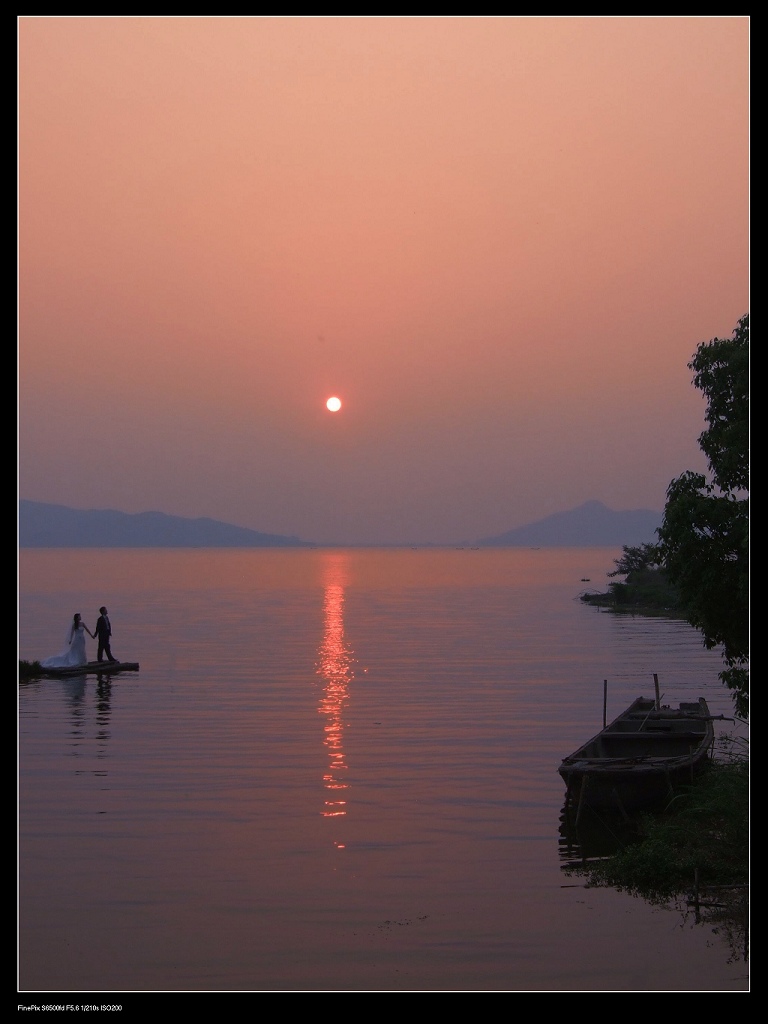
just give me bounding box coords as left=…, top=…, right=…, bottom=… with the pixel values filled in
left=41, top=661, right=140, bottom=678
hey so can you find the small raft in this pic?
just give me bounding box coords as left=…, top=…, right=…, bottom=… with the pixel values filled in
left=41, top=661, right=140, bottom=678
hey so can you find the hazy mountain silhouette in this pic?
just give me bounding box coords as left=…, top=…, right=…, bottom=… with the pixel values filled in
left=18, top=500, right=310, bottom=548
left=18, top=498, right=662, bottom=548
left=476, top=500, right=661, bottom=547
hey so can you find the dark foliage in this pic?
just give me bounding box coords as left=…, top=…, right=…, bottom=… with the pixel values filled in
left=563, top=756, right=749, bottom=963
left=658, top=315, right=749, bottom=718
left=581, top=543, right=680, bottom=612
left=607, top=542, right=663, bottom=577
left=18, top=660, right=43, bottom=680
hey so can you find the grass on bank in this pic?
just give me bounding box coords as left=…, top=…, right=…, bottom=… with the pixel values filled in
left=564, top=748, right=749, bottom=963
left=566, top=752, right=748, bottom=900
left=18, top=660, right=43, bottom=680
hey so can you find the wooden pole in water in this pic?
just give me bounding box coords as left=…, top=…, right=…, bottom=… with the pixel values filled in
left=653, top=673, right=660, bottom=710
left=603, top=679, right=608, bottom=728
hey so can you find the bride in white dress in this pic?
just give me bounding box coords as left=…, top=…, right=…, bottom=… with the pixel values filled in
left=41, top=614, right=95, bottom=668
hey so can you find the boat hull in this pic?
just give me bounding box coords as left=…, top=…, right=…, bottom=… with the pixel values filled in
left=559, top=697, right=713, bottom=811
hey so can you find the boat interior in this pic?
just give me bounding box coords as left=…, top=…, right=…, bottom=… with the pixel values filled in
left=580, top=731, right=708, bottom=759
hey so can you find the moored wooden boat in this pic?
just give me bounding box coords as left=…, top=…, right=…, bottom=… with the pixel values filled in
left=559, top=696, right=714, bottom=814
left=40, top=661, right=140, bottom=677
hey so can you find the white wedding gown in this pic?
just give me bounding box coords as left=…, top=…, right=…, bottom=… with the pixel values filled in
left=41, top=624, right=89, bottom=668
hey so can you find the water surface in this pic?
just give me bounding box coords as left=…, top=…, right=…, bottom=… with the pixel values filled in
left=18, top=548, right=748, bottom=992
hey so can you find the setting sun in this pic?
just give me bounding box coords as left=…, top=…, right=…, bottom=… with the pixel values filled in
left=326, top=396, right=342, bottom=412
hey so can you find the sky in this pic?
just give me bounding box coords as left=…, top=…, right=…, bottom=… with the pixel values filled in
left=18, top=16, right=749, bottom=545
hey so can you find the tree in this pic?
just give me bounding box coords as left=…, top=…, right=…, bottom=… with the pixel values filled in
left=607, top=543, right=662, bottom=577
left=579, top=543, right=678, bottom=609
left=657, top=315, right=749, bottom=718
left=596, top=542, right=678, bottom=609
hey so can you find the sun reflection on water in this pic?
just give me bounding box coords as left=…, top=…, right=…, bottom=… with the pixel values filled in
left=315, top=555, right=355, bottom=828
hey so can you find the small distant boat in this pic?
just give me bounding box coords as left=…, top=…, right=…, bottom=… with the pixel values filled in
left=40, top=661, right=140, bottom=678
left=559, top=696, right=714, bottom=814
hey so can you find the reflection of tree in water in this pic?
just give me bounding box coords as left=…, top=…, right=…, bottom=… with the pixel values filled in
left=558, top=755, right=749, bottom=966
left=315, top=556, right=356, bottom=829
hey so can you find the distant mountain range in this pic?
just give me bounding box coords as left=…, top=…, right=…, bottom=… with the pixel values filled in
left=476, top=500, right=661, bottom=547
left=18, top=500, right=310, bottom=548
left=19, top=499, right=661, bottom=548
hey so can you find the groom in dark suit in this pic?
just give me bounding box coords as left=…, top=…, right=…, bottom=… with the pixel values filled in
left=95, top=606, right=118, bottom=663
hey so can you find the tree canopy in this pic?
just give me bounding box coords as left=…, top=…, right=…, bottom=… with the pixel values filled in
left=657, top=315, right=749, bottom=718
left=607, top=543, right=663, bottom=578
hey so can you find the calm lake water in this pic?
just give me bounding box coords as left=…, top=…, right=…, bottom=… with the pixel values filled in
left=18, top=548, right=748, bottom=994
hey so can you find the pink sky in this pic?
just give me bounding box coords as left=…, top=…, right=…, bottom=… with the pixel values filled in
left=18, top=17, right=749, bottom=544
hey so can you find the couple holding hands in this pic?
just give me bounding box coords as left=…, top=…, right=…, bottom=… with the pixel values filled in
left=41, top=607, right=117, bottom=669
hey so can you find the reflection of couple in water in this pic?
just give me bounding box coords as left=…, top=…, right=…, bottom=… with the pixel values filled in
left=41, top=607, right=117, bottom=668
